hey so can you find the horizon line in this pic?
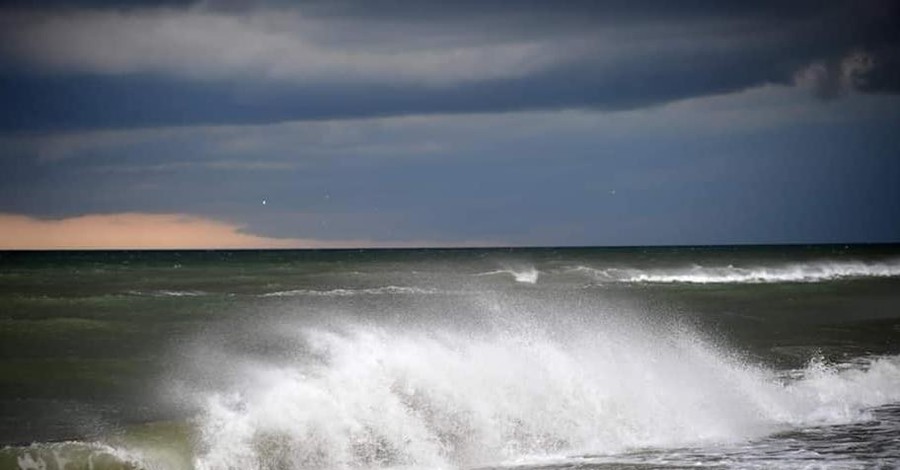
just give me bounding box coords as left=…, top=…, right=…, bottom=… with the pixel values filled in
left=2, top=241, right=898, bottom=253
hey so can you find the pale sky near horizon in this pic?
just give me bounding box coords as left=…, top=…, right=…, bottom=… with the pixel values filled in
left=1, top=1, right=898, bottom=248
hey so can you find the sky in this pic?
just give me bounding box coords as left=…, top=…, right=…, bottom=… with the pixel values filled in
left=0, top=0, right=898, bottom=249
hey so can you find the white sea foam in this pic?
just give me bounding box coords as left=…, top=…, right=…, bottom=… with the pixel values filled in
left=261, top=286, right=439, bottom=297
left=188, top=317, right=900, bottom=469
left=571, top=259, right=900, bottom=284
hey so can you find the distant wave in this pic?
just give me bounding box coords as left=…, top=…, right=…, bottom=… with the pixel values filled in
left=261, top=286, right=439, bottom=297
left=476, top=266, right=540, bottom=284
left=570, top=260, right=900, bottom=284
left=125, top=289, right=209, bottom=297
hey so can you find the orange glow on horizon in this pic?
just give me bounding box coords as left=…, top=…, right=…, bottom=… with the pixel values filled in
left=0, top=213, right=324, bottom=249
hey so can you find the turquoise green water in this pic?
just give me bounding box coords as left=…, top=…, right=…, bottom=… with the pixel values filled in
left=1, top=246, right=899, bottom=468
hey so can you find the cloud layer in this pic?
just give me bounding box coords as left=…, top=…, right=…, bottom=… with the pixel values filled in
left=1, top=1, right=898, bottom=131
left=2, top=8, right=553, bottom=85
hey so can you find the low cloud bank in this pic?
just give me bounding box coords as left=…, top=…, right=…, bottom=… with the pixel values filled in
left=0, top=213, right=348, bottom=249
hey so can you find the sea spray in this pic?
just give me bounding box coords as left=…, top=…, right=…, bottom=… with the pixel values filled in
left=183, top=307, right=900, bottom=469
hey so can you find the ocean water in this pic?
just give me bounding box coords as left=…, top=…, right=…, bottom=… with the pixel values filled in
left=1, top=245, right=899, bottom=469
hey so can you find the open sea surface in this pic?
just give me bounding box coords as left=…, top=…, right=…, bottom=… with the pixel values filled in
left=1, top=245, right=899, bottom=469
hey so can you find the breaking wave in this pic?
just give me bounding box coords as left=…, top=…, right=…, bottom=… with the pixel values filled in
left=476, top=267, right=540, bottom=284
left=570, top=259, right=900, bottom=284
left=184, top=318, right=900, bottom=469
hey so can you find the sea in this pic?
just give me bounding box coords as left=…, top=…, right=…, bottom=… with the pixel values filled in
left=1, top=245, right=899, bottom=469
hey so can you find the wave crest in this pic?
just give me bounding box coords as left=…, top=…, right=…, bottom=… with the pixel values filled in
left=476, top=266, right=540, bottom=284
left=571, top=259, right=900, bottom=284
left=2, top=441, right=184, bottom=470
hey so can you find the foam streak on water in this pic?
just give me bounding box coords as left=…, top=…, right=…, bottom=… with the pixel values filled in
left=260, top=286, right=439, bottom=297
left=186, top=319, right=900, bottom=469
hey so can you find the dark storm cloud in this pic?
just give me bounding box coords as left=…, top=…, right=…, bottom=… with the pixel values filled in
left=0, top=0, right=898, bottom=130
left=0, top=0, right=191, bottom=7
left=0, top=55, right=784, bottom=132
left=857, top=47, right=900, bottom=93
